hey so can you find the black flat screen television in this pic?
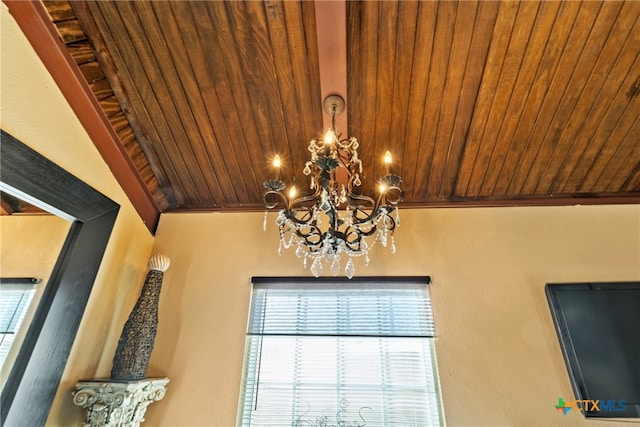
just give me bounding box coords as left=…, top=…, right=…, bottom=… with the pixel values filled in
left=546, top=282, right=640, bottom=419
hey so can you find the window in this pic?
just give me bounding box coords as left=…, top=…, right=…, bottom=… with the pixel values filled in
left=0, top=281, right=36, bottom=369
left=238, top=277, right=444, bottom=427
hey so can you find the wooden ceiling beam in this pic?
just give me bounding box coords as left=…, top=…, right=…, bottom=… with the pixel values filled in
left=315, top=0, right=347, bottom=134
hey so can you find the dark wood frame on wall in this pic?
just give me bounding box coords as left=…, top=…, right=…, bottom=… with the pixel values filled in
left=0, top=130, right=120, bottom=425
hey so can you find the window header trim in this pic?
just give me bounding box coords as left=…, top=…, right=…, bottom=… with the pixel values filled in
left=251, top=276, right=431, bottom=285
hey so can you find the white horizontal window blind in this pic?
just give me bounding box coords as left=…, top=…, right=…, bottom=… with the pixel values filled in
left=0, top=284, right=36, bottom=369
left=238, top=277, right=444, bottom=427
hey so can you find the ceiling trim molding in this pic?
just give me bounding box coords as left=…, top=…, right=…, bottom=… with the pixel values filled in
left=4, top=0, right=160, bottom=233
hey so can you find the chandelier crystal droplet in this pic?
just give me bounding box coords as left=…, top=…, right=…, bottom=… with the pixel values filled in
left=262, top=95, right=403, bottom=278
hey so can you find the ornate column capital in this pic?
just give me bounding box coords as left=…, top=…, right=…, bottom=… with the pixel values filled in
left=73, top=378, right=169, bottom=426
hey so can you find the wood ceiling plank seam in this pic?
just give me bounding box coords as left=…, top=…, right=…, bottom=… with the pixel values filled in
left=578, top=109, right=640, bottom=192
left=454, top=0, right=519, bottom=197
left=199, top=2, right=267, bottom=205
left=138, top=163, right=170, bottom=207
left=242, top=1, right=289, bottom=201
left=521, top=1, right=622, bottom=194
left=180, top=1, right=256, bottom=205
left=50, top=17, right=86, bottom=45
left=345, top=1, right=365, bottom=161
left=427, top=1, right=478, bottom=199
left=147, top=1, right=232, bottom=206
left=345, top=1, right=366, bottom=145
left=579, top=76, right=640, bottom=192
left=261, top=1, right=320, bottom=195
left=495, top=1, right=581, bottom=196
left=118, top=126, right=138, bottom=150
left=128, top=1, right=217, bottom=207
left=215, top=1, right=281, bottom=202
left=506, top=0, right=601, bottom=195
left=95, top=0, right=201, bottom=206
left=88, top=78, right=115, bottom=102
left=123, top=139, right=151, bottom=169
left=622, top=170, right=640, bottom=193
left=76, top=60, right=105, bottom=84
left=446, top=1, right=501, bottom=199
left=98, top=94, right=121, bottom=118
left=468, top=0, right=539, bottom=197
left=389, top=0, right=419, bottom=200
left=537, top=1, right=635, bottom=195
left=81, top=0, right=186, bottom=208
left=167, top=1, right=236, bottom=205
left=618, top=146, right=640, bottom=192
left=414, top=0, right=459, bottom=199
left=64, top=41, right=96, bottom=65
left=397, top=1, right=437, bottom=202
left=187, top=1, right=260, bottom=205
left=371, top=0, right=399, bottom=191
left=354, top=1, right=378, bottom=188
left=593, top=112, right=640, bottom=192
left=301, top=0, right=323, bottom=123
left=281, top=1, right=322, bottom=186
left=108, top=111, right=130, bottom=134
left=613, top=131, right=640, bottom=191
left=554, top=6, right=640, bottom=193
left=262, top=0, right=305, bottom=193
left=347, top=2, right=379, bottom=196
left=480, top=1, right=561, bottom=197
left=100, top=0, right=203, bottom=206
left=42, top=0, right=77, bottom=22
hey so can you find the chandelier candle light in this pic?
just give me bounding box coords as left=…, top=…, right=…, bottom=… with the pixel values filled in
left=262, top=95, right=403, bottom=278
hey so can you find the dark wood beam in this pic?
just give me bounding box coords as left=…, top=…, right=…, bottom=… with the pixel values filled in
left=4, top=0, right=160, bottom=233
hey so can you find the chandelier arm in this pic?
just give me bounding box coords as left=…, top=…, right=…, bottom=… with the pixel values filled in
left=262, top=189, right=289, bottom=210
left=295, top=226, right=324, bottom=251
left=282, top=214, right=325, bottom=253
left=382, top=185, right=405, bottom=206
left=285, top=207, right=315, bottom=224
left=351, top=220, right=378, bottom=237
left=342, top=225, right=363, bottom=251
left=347, top=193, right=382, bottom=225
left=382, top=210, right=398, bottom=232
left=287, top=193, right=319, bottom=211
left=334, top=140, right=354, bottom=170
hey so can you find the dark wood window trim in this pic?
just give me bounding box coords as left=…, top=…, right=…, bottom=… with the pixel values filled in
left=0, top=130, right=120, bottom=426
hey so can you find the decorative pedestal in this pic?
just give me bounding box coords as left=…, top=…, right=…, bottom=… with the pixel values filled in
left=73, top=378, right=169, bottom=427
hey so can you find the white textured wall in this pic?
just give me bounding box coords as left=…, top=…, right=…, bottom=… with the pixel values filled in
left=148, top=205, right=639, bottom=426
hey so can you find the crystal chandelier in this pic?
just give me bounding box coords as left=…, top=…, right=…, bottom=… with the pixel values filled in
left=262, top=95, right=403, bottom=278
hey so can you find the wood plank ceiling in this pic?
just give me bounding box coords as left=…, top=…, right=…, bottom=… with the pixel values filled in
left=11, top=1, right=640, bottom=229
